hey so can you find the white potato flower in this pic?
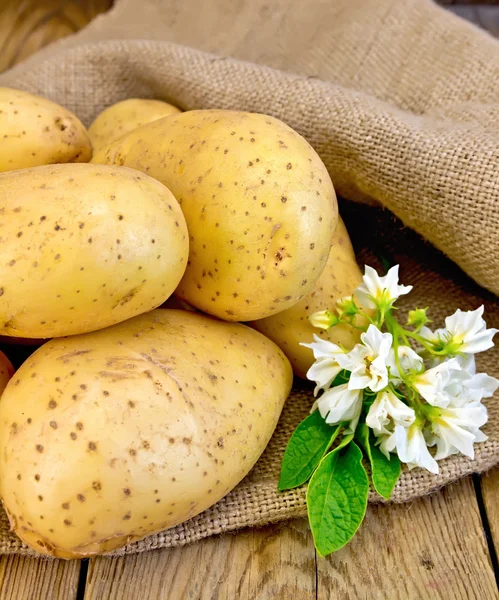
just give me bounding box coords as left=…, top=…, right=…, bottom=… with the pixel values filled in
left=336, top=324, right=393, bottom=392
left=394, top=424, right=439, bottom=474
left=366, top=389, right=415, bottom=435
left=445, top=370, right=499, bottom=405
left=355, top=265, right=412, bottom=310
left=301, top=334, right=344, bottom=361
left=301, top=335, right=345, bottom=395
left=314, top=383, right=363, bottom=433
left=445, top=305, right=498, bottom=355
left=428, top=399, right=489, bottom=461
left=306, top=358, right=343, bottom=397
left=412, top=358, right=462, bottom=408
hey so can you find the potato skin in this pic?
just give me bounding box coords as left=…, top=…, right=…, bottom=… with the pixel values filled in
left=0, top=309, right=292, bottom=558
left=92, top=110, right=337, bottom=321
left=0, top=88, right=92, bottom=172
left=88, top=98, right=181, bottom=150
left=0, top=164, right=188, bottom=338
left=251, top=218, right=364, bottom=378
left=0, top=351, right=14, bottom=394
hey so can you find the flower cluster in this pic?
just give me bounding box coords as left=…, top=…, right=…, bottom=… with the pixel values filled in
left=303, top=265, right=498, bottom=474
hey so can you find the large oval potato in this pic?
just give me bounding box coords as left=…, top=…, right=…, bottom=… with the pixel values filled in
left=0, top=309, right=292, bottom=558
left=92, top=110, right=337, bottom=321
left=0, top=351, right=14, bottom=394
left=0, top=88, right=92, bottom=172
left=251, top=218, right=364, bottom=378
left=88, top=98, right=181, bottom=150
left=0, top=164, right=188, bottom=338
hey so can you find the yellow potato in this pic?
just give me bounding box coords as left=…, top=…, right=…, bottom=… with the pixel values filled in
left=0, top=164, right=188, bottom=338
left=88, top=98, right=181, bottom=150
left=92, top=110, right=337, bottom=321
left=252, top=218, right=364, bottom=378
left=0, top=351, right=14, bottom=394
left=0, top=309, right=292, bottom=558
left=0, top=88, right=91, bottom=172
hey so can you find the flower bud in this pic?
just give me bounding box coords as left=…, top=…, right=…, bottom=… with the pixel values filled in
left=336, top=296, right=359, bottom=319
left=308, top=309, right=338, bottom=330
left=407, top=307, right=430, bottom=328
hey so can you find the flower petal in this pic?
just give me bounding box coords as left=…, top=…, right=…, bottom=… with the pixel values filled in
left=445, top=306, right=498, bottom=354
left=316, top=384, right=363, bottom=431
left=300, top=334, right=344, bottom=360
left=306, top=358, right=343, bottom=396
left=434, top=421, right=476, bottom=459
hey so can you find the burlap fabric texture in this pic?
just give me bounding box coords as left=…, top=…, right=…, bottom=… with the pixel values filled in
left=0, top=0, right=497, bottom=556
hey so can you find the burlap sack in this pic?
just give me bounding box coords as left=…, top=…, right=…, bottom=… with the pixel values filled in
left=0, top=0, right=497, bottom=556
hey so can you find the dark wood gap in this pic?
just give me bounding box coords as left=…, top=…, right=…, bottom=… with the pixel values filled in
left=473, top=474, right=499, bottom=590
left=76, top=558, right=89, bottom=600
left=314, top=546, right=318, bottom=600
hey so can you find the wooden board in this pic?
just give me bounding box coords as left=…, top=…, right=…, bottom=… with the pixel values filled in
left=84, top=519, right=316, bottom=600
left=317, top=476, right=497, bottom=599
left=479, top=467, right=499, bottom=559
left=0, top=555, right=81, bottom=600
left=83, top=477, right=497, bottom=599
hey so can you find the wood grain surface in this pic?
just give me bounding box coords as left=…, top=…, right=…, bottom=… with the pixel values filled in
left=84, top=519, right=316, bottom=600
left=480, top=468, right=499, bottom=559
left=82, top=476, right=498, bottom=599
left=318, top=476, right=497, bottom=600
left=0, top=555, right=80, bottom=600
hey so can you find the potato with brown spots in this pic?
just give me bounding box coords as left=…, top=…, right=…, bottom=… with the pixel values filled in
left=91, top=110, right=337, bottom=321
left=251, top=218, right=365, bottom=378
left=0, top=309, right=292, bottom=558
left=0, top=164, right=188, bottom=338
left=88, top=98, right=181, bottom=150
left=0, top=351, right=14, bottom=394
left=0, top=88, right=92, bottom=172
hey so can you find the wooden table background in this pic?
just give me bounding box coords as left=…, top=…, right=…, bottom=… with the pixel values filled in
left=0, top=2, right=498, bottom=599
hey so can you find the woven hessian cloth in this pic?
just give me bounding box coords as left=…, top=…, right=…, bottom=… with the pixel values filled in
left=0, top=0, right=497, bottom=556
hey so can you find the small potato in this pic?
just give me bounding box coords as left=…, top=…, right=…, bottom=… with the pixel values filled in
left=0, top=88, right=91, bottom=172
left=88, top=98, right=181, bottom=150
left=0, top=351, right=14, bottom=394
left=0, top=309, right=292, bottom=558
left=252, top=218, right=364, bottom=378
left=0, top=164, right=188, bottom=338
left=92, top=110, right=337, bottom=321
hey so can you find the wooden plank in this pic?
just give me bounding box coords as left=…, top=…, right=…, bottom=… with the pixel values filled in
left=84, top=519, right=315, bottom=600
left=479, top=467, right=499, bottom=558
left=0, top=555, right=81, bottom=600
left=317, top=476, right=497, bottom=599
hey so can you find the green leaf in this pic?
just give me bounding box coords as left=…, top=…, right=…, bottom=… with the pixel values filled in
left=357, top=423, right=401, bottom=500
left=307, top=442, right=369, bottom=556
left=278, top=412, right=342, bottom=491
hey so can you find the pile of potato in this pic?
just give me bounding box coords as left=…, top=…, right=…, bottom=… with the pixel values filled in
left=0, top=88, right=362, bottom=558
